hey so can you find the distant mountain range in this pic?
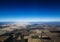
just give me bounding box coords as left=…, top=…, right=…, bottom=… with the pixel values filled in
left=30, top=22, right=60, bottom=26
left=0, top=22, right=60, bottom=26
left=0, top=22, right=14, bottom=25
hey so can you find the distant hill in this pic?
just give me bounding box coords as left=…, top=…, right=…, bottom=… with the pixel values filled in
left=0, top=22, right=14, bottom=25
left=0, top=21, right=60, bottom=26
left=30, top=22, right=60, bottom=26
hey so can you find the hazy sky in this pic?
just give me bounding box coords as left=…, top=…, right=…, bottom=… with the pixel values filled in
left=0, top=0, right=60, bottom=22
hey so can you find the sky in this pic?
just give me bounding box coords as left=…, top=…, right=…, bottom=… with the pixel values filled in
left=0, top=0, right=60, bottom=22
